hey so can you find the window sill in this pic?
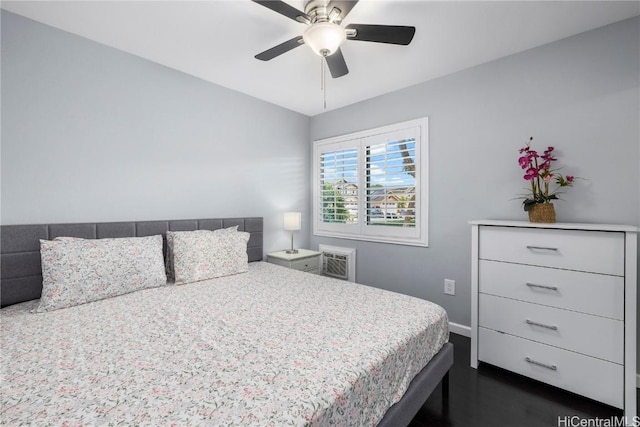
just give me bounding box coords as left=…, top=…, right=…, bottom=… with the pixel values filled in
left=314, top=229, right=428, bottom=247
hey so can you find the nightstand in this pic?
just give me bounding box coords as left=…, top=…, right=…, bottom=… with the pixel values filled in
left=267, top=249, right=321, bottom=275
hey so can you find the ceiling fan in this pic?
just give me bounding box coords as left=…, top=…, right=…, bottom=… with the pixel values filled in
left=252, top=0, right=416, bottom=78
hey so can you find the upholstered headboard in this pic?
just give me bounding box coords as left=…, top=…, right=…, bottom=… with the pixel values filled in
left=0, top=217, right=263, bottom=308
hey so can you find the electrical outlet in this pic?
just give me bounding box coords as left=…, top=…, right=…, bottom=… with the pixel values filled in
left=444, top=279, right=455, bottom=295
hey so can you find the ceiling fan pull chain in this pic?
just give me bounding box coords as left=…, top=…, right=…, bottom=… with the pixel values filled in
left=324, top=61, right=327, bottom=109
left=324, top=86, right=327, bottom=110
left=320, top=56, right=324, bottom=91
left=321, top=56, right=327, bottom=109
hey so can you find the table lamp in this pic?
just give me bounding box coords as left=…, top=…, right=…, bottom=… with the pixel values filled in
left=283, top=212, right=301, bottom=254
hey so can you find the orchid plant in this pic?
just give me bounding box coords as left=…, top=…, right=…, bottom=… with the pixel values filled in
left=518, top=137, right=575, bottom=212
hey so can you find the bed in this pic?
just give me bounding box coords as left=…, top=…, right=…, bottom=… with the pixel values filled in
left=0, top=217, right=453, bottom=426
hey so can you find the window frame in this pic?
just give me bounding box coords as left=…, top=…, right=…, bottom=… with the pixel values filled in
left=312, top=117, right=429, bottom=247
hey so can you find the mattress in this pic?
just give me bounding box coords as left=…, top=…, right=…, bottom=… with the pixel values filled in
left=1, top=262, right=449, bottom=426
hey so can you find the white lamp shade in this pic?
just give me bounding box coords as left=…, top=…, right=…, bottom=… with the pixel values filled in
left=303, top=22, right=346, bottom=56
left=283, top=212, right=302, bottom=231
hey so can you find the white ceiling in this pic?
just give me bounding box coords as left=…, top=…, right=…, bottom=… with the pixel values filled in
left=2, top=1, right=639, bottom=116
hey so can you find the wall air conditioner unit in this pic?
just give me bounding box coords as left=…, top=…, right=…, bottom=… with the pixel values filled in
left=323, top=252, right=348, bottom=280
left=319, top=245, right=356, bottom=282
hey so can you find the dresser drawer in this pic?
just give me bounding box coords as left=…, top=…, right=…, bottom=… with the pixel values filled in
left=479, top=294, right=623, bottom=363
left=479, top=226, right=624, bottom=275
left=479, top=260, right=624, bottom=319
left=478, top=328, right=623, bottom=408
left=291, top=257, right=320, bottom=273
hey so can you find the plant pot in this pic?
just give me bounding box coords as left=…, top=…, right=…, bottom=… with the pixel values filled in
left=528, top=203, right=556, bottom=223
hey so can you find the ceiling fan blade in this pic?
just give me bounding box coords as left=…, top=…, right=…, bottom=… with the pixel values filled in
left=346, top=24, right=416, bottom=45
left=326, top=0, right=359, bottom=21
left=325, top=48, right=349, bottom=78
left=255, top=36, right=304, bottom=61
left=252, top=0, right=310, bottom=24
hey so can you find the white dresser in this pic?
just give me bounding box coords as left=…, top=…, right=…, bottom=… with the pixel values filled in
left=470, top=220, right=638, bottom=418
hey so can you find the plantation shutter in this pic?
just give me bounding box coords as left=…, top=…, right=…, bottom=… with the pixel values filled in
left=318, top=141, right=359, bottom=226
left=365, top=135, right=417, bottom=228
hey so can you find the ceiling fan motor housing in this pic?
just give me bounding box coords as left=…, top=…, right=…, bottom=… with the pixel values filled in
left=304, top=0, right=337, bottom=24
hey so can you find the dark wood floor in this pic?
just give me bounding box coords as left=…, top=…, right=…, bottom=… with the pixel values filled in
left=409, top=333, right=628, bottom=427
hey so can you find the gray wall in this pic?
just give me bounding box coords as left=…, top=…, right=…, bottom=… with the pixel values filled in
left=1, top=11, right=311, bottom=253
left=310, top=17, right=639, bottom=337
left=3, top=9, right=640, bottom=366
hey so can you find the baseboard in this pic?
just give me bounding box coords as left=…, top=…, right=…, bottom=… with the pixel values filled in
left=449, top=322, right=471, bottom=337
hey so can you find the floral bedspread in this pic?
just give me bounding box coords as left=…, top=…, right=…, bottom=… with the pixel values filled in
left=1, top=262, right=449, bottom=426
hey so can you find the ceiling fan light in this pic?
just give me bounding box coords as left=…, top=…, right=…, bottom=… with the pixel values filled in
left=303, top=22, right=346, bottom=56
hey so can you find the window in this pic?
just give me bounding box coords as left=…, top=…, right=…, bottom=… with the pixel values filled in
left=313, top=118, right=428, bottom=246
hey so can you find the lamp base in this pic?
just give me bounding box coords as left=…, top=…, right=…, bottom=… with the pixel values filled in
left=285, top=249, right=299, bottom=254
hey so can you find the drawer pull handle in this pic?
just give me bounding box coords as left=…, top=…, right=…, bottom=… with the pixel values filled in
left=526, top=245, right=558, bottom=251
left=526, top=282, right=558, bottom=291
left=525, top=357, right=557, bottom=371
left=526, top=319, right=558, bottom=330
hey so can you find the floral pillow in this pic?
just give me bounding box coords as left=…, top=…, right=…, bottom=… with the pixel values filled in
left=37, top=235, right=167, bottom=312
left=169, top=229, right=250, bottom=285
left=165, top=226, right=238, bottom=282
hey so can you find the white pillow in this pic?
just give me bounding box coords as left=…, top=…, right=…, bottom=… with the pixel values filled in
left=37, top=235, right=167, bottom=312
left=165, top=226, right=238, bottom=281
left=169, top=228, right=249, bottom=285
